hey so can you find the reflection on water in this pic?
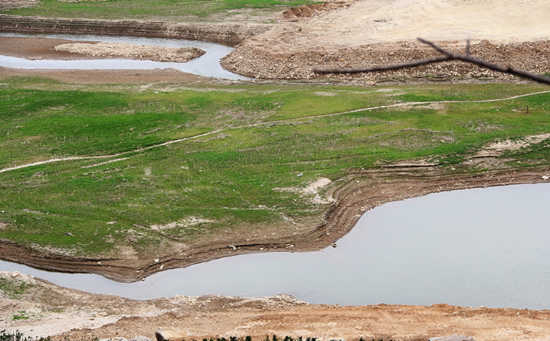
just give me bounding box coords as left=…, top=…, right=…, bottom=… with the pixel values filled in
left=1, top=184, right=550, bottom=309
left=0, top=32, right=246, bottom=80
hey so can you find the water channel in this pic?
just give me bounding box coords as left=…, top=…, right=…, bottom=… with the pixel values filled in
left=0, top=32, right=246, bottom=80
left=2, top=184, right=550, bottom=309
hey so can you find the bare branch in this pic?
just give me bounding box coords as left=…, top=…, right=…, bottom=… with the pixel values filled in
left=314, top=38, right=550, bottom=85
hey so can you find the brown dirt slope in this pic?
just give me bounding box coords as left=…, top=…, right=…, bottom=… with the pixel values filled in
left=0, top=14, right=270, bottom=44
left=222, top=0, right=550, bottom=80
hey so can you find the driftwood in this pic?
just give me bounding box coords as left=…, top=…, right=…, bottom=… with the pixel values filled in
left=314, top=38, right=550, bottom=85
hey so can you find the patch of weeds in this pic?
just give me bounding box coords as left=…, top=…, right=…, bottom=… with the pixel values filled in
left=0, top=330, right=51, bottom=341
left=11, top=311, right=31, bottom=321
left=0, top=278, right=34, bottom=300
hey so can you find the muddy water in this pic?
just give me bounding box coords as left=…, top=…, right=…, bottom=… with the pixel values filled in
left=0, top=33, right=246, bottom=80
left=2, top=183, right=550, bottom=309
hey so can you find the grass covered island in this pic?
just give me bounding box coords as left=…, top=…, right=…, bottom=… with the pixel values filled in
left=1, top=78, right=550, bottom=281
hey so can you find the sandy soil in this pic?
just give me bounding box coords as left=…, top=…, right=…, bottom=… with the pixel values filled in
left=3, top=270, right=550, bottom=341
left=54, top=42, right=205, bottom=63
left=222, top=0, right=550, bottom=80
left=0, top=37, right=103, bottom=60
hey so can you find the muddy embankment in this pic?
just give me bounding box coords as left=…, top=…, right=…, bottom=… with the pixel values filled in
left=222, top=0, right=550, bottom=80
left=0, top=14, right=271, bottom=44
left=223, top=38, right=550, bottom=81
left=2, top=166, right=550, bottom=283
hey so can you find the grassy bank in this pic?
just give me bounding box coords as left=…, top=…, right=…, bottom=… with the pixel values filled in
left=1, top=0, right=316, bottom=22
left=0, top=79, right=549, bottom=258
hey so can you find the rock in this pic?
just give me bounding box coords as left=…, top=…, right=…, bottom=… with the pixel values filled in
left=130, top=337, right=153, bottom=341
left=429, top=336, right=475, bottom=341
left=155, top=327, right=190, bottom=341
left=99, top=338, right=128, bottom=341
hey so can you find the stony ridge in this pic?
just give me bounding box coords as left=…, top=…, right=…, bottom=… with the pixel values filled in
left=222, top=39, right=550, bottom=81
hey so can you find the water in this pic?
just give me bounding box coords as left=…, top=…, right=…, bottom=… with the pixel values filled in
left=1, top=183, right=550, bottom=309
left=0, top=32, right=246, bottom=80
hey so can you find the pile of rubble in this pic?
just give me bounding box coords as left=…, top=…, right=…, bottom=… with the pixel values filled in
left=55, top=42, right=205, bottom=63
left=222, top=39, right=550, bottom=81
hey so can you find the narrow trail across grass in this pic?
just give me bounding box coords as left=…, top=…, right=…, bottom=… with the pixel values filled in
left=2, top=89, right=549, bottom=175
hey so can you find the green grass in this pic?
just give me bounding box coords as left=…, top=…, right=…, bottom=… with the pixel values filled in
left=1, top=80, right=550, bottom=257
left=3, top=0, right=317, bottom=21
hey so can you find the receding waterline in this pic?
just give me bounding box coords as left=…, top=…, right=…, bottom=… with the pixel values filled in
left=0, top=33, right=246, bottom=80
left=2, top=183, right=550, bottom=309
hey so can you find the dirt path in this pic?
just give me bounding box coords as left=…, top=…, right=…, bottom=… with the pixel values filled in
left=3, top=90, right=550, bottom=175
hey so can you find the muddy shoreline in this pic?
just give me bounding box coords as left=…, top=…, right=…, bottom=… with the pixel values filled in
left=2, top=166, right=549, bottom=282
left=5, top=270, right=550, bottom=341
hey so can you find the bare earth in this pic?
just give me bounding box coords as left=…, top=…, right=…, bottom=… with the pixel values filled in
left=222, top=0, right=550, bottom=80
left=4, top=271, right=550, bottom=341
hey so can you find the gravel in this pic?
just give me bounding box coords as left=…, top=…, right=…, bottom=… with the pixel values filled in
left=54, top=42, right=205, bottom=63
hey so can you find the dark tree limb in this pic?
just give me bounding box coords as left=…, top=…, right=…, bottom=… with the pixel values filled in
left=314, top=38, right=550, bottom=85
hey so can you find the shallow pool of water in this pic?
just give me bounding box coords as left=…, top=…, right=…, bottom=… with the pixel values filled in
left=2, top=183, right=550, bottom=309
left=0, top=33, right=246, bottom=80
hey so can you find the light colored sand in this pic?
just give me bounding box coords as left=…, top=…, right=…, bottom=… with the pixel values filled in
left=283, top=0, right=550, bottom=49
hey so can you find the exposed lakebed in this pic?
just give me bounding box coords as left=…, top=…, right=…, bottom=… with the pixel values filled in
left=0, top=32, right=246, bottom=79
left=2, top=184, right=550, bottom=309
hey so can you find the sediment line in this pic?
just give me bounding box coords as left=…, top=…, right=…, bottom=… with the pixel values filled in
left=2, top=168, right=550, bottom=282
left=0, top=14, right=271, bottom=44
